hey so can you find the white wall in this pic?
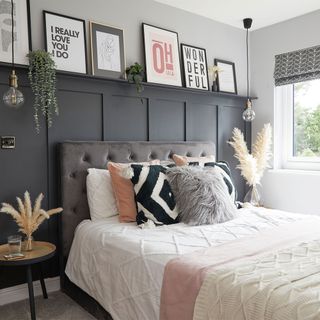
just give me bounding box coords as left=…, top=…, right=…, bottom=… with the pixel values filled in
left=29, top=0, right=247, bottom=95
left=251, top=10, right=320, bottom=215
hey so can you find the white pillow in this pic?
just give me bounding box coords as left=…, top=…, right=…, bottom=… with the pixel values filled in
left=86, top=168, right=118, bottom=220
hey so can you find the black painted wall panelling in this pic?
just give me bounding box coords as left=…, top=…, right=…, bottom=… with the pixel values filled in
left=0, top=65, right=250, bottom=289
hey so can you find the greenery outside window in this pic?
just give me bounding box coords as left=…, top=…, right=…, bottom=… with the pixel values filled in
left=276, top=79, right=320, bottom=170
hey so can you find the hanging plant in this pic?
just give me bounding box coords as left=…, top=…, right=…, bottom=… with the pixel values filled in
left=126, top=62, right=145, bottom=94
left=27, top=50, right=58, bottom=133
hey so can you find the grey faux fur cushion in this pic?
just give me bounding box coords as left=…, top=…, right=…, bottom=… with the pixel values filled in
left=167, top=166, right=238, bottom=225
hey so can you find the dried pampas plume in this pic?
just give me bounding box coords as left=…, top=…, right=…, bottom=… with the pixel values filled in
left=228, top=124, right=272, bottom=186
left=1, top=191, right=62, bottom=238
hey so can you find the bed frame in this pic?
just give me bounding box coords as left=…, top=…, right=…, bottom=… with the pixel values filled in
left=59, top=141, right=215, bottom=319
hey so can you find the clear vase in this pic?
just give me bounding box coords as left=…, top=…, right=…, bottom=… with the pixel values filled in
left=25, top=235, right=33, bottom=251
left=244, top=185, right=261, bottom=206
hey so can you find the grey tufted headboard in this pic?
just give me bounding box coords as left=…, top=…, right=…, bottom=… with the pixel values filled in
left=60, top=141, right=215, bottom=258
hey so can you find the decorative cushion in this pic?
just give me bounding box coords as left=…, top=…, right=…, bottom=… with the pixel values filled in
left=173, top=154, right=237, bottom=203
left=172, top=154, right=215, bottom=166
left=86, top=168, right=118, bottom=221
left=123, top=164, right=179, bottom=228
left=167, top=166, right=238, bottom=225
left=107, top=160, right=160, bottom=222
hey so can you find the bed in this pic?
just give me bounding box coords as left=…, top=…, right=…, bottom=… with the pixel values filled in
left=60, top=141, right=320, bottom=320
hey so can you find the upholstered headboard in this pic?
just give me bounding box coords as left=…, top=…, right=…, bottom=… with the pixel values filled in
left=60, top=141, right=215, bottom=258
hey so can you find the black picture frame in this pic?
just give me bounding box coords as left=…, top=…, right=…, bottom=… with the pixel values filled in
left=142, top=23, right=182, bottom=87
left=181, top=44, right=209, bottom=91
left=214, top=59, right=237, bottom=94
left=0, top=0, right=32, bottom=65
left=89, top=21, right=125, bottom=79
left=44, top=11, right=88, bottom=74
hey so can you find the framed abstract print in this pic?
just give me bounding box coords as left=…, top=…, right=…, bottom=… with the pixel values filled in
left=90, top=21, right=125, bottom=78
left=214, top=59, right=237, bottom=94
left=181, top=44, right=209, bottom=90
left=0, top=0, right=31, bottom=65
left=143, top=23, right=182, bottom=87
left=44, top=11, right=87, bottom=74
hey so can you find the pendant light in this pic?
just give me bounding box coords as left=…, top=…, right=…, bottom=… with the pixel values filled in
left=3, top=0, right=24, bottom=108
left=242, top=18, right=255, bottom=122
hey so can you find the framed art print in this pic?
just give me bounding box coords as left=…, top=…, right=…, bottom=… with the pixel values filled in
left=143, top=23, right=182, bottom=87
left=181, top=44, right=209, bottom=90
left=0, top=0, right=31, bottom=65
left=90, top=21, right=125, bottom=78
left=214, top=59, right=237, bottom=94
left=44, top=11, right=87, bottom=74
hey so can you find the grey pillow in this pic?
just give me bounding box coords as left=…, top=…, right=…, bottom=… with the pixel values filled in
left=167, top=166, right=238, bottom=226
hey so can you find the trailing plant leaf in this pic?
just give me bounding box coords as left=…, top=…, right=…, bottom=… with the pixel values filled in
left=126, top=62, right=145, bottom=94
left=27, top=50, right=58, bottom=133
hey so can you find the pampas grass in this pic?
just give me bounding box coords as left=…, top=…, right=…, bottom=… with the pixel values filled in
left=228, top=124, right=272, bottom=186
left=1, top=191, right=62, bottom=239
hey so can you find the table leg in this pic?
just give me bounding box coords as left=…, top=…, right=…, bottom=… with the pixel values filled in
left=39, top=263, right=48, bottom=299
left=26, top=265, right=36, bottom=320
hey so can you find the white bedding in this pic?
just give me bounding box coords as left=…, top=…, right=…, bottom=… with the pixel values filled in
left=65, top=207, right=307, bottom=320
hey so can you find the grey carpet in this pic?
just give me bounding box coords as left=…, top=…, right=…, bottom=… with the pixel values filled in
left=0, top=291, right=96, bottom=320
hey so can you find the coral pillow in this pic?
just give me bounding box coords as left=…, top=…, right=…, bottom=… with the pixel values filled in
left=107, top=160, right=160, bottom=222
left=172, top=154, right=215, bottom=166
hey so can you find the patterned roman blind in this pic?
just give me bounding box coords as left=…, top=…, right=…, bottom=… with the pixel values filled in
left=274, top=45, right=320, bottom=86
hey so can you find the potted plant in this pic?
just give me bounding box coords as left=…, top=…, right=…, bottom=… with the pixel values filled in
left=27, top=50, right=58, bottom=133
left=126, top=62, right=145, bottom=94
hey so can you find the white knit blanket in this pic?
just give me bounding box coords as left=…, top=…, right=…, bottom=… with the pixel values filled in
left=194, top=237, right=320, bottom=320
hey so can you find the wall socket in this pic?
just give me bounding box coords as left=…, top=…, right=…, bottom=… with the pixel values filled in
left=1, top=136, right=15, bottom=149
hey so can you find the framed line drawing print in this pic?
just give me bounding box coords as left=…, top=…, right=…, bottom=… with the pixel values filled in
left=0, top=0, right=31, bottom=65
left=214, top=59, right=237, bottom=94
left=181, top=44, right=209, bottom=90
left=44, top=11, right=87, bottom=74
left=143, top=23, right=182, bottom=87
left=90, top=21, right=125, bottom=78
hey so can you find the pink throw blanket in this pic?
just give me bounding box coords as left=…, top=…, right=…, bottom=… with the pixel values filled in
left=160, top=218, right=320, bottom=320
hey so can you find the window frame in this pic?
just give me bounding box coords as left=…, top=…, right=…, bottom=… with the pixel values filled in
left=276, top=82, right=320, bottom=171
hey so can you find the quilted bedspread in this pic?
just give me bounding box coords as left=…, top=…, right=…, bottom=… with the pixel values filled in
left=65, top=207, right=313, bottom=320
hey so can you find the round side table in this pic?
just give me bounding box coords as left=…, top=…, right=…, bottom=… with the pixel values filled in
left=0, top=241, right=56, bottom=320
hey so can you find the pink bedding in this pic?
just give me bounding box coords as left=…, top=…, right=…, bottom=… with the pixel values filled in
left=159, top=218, right=320, bottom=320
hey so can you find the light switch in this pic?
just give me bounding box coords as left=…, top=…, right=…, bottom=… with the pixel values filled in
left=1, top=136, right=15, bottom=149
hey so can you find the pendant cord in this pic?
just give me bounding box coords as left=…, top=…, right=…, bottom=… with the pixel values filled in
left=11, top=0, right=15, bottom=70
left=246, top=27, right=249, bottom=100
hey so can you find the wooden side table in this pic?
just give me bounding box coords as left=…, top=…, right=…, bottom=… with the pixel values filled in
left=0, top=241, right=56, bottom=320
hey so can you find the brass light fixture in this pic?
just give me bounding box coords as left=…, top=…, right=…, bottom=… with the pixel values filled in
left=242, top=17, right=255, bottom=122
left=3, top=0, right=24, bottom=108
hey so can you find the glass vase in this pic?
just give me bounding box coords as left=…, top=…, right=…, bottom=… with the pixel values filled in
left=25, top=235, right=33, bottom=251
left=244, top=184, right=261, bottom=206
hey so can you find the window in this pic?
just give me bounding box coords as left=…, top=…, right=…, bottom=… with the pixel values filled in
left=277, top=79, right=320, bottom=170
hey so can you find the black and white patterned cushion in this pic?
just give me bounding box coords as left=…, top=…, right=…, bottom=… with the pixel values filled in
left=129, top=164, right=179, bottom=227
left=188, top=160, right=237, bottom=203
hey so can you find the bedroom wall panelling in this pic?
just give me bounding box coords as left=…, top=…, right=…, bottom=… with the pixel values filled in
left=0, top=63, right=250, bottom=289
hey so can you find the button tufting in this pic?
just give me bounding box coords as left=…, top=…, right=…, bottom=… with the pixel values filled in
left=69, top=172, right=76, bottom=179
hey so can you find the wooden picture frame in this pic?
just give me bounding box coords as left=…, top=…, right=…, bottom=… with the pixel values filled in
left=44, top=11, right=87, bottom=74
left=181, top=44, right=209, bottom=90
left=143, top=23, right=182, bottom=87
left=0, top=0, right=31, bottom=65
left=214, top=59, right=237, bottom=94
left=89, top=21, right=125, bottom=78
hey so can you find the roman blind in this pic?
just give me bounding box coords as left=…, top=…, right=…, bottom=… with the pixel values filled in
left=274, top=45, right=320, bottom=86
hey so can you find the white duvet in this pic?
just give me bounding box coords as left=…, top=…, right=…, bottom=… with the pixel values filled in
left=65, top=207, right=307, bottom=320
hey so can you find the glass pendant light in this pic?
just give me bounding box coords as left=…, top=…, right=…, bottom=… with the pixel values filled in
left=3, top=0, right=24, bottom=108
left=242, top=18, right=255, bottom=122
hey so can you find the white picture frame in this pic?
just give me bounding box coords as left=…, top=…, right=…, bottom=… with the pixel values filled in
left=0, top=0, right=31, bottom=65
